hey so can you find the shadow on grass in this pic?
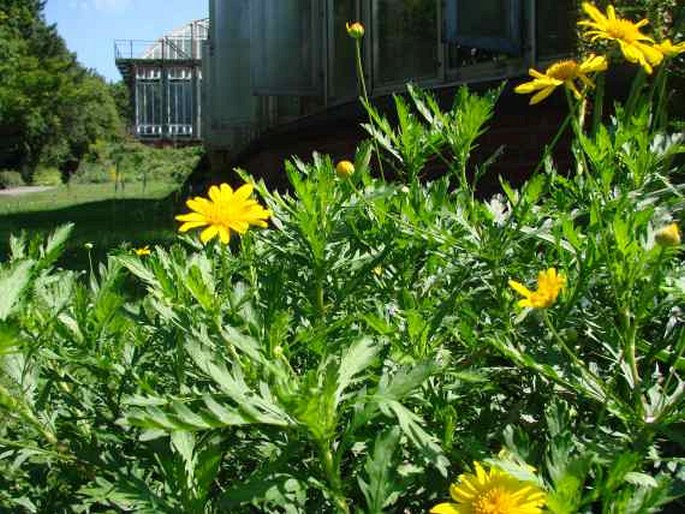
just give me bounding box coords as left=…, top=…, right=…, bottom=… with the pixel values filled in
left=0, top=194, right=182, bottom=270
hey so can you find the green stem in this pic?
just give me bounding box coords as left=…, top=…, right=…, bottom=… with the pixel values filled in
left=315, top=269, right=325, bottom=318
left=564, top=89, right=590, bottom=176
left=625, top=68, right=646, bottom=121
left=354, top=40, right=369, bottom=105
left=354, top=39, right=385, bottom=181
left=543, top=312, right=614, bottom=406
left=530, top=109, right=573, bottom=177
left=543, top=312, right=585, bottom=372
left=591, top=73, right=605, bottom=136
left=0, top=383, right=58, bottom=447
left=318, top=441, right=350, bottom=514
left=651, top=63, right=669, bottom=131
left=621, top=307, right=641, bottom=392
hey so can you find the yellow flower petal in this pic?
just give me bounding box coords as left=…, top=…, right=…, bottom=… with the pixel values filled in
left=187, top=197, right=211, bottom=213
left=219, top=183, right=233, bottom=202
left=581, top=2, right=607, bottom=25
left=508, top=280, right=532, bottom=298
left=530, top=86, right=557, bottom=104
left=234, top=183, right=254, bottom=201
left=200, top=225, right=219, bottom=244
left=655, top=39, right=685, bottom=57
left=175, top=212, right=207, bottom=222
left=430, top=503, right=463, bottom=514
left=208, top=185, right=222, bottom=203
left=178, top=220, right=208, bottom=232
left=218, top=226, right=230, bottom=244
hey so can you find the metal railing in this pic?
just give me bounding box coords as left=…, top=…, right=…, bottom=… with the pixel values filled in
left=114, top=37, right=204, bottom=61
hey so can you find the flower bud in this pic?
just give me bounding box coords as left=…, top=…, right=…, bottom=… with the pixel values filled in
left=346, top=21, right=365, bottom=40
left=84, top=242, right=94, bottom=250
left=655, top=223, right=681, bottom=247
left=335, top=160, right=355, bottom=179
left=273, top=345, right=284, bottom=358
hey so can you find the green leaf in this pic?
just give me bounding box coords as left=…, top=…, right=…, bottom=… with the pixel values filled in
left=384, top=400, right=449, bottom=477
left=358, top=427, right=403, bottom=514
left=335, top=337, right=378, bottom=407
left=218, top=472, right=307, bottom=513
left=378, top=360, right=436, bottom=401
left=116, top=254, right=161, bottom=290
left=40, top=223, right=73, bottom=268
left=0, top=260, right=34, bottom=321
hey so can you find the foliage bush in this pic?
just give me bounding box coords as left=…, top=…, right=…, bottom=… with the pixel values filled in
left=70, top=141, right=203, bottom=186
left=1, top=5, right=685, bottom=514
left=0, top=170, right=25, bottom=189
left=31, top=166, right=63, bottom=186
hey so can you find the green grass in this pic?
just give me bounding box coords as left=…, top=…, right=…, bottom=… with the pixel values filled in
left=0, top=182, right=185, bottom=269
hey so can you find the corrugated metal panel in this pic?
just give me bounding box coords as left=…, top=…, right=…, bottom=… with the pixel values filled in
left=250, top=0, right=323, bottom=96
left=210, top=0, right=258, bottom=127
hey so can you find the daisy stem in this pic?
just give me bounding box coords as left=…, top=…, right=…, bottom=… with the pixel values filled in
left=651, top=63, right=669, bottom=131
left=543, top=312, right=583, bottom=370
left=625, top=68, right=646, bottom=121
left=543, top=311, right=612, bottom=403
left=531, top=109, right=573, bottom=177
left=355, top=38, right=385, bottom=181
left=317, top=440, right=350, bottom=513
left=564, top=89, right=590, bottom=176
left=591, top=72, right=605, bottom=136
left=354, top=39, right=369, bottom=105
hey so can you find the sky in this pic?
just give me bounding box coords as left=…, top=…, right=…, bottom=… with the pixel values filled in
left=44, top=0, right=208, bottom=83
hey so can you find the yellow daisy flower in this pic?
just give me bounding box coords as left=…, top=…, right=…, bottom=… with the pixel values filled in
left=134, top=245, right=151, bottom=256
left=515, top=55, right=608, bottom=104
left=346, top=21, right=365, bottom=40
left=430, top=461, right=546, bottom=514
left=654, top=39, right=685, bottom=58
left=578, top=2, right=663, bottom=74
left=175, top=183, right=272, bottom=245
left=655, top=223, right=681, bottom=247
left=508, top=268, right=566, bottom=309
left=335, top=160, right=355, bottom=179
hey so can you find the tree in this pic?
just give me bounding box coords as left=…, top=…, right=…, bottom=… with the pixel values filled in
left=0, top=0, right=124, bottom=182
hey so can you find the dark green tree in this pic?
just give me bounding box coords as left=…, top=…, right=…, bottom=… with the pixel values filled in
left=0, top=0, right=123, bottom=182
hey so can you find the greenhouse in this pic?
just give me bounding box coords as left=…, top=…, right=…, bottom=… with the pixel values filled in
left=114, top=18, right=208, bottom=140
left=203, top=0, right=576, bottom=161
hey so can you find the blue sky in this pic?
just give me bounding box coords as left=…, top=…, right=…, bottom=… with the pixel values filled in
left=44, top=0, right=208, bottom=83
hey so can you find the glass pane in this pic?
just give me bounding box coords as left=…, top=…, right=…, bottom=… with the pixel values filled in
left=445, top=0, right=521, bottom=54
left=329, top=0, right=357, bottom=100
left=373, top=0, right=438, bottom=86
left=536, top=0, right=575, bottom=58
left=135, top=68, right=163, bottom=137
left=252, top=0, right=321, bottom=95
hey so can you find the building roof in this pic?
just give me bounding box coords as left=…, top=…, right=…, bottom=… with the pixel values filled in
left=139, top=18, right=209, bottom=60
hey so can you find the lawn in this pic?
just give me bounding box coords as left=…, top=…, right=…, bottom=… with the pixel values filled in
left=0, top=182, right=184, bottom=269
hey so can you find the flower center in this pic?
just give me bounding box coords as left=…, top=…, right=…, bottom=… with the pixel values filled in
left=606, top=19, right=639, bottom=43
left=206, top=200, right=239, bottom=228
left=473, top=487, right=518, bottom=514
left=547, top=60, right=579, bottom=80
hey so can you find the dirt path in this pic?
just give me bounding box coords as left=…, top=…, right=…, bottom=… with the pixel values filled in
left=0, top=186, right=55, bottom=197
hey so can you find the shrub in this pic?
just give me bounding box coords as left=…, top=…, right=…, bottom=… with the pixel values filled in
left=31, top=166, right=63, bottom=186
left=0, top=170, right=25, bottom=189
left=72, top=142, right=202, bottom=185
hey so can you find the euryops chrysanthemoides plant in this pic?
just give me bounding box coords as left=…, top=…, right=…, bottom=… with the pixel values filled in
left=1, top=4, right=684, bottom=513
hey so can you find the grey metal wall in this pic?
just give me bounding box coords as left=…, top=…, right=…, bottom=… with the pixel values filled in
left=203, top=0, right=574, bottom=156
